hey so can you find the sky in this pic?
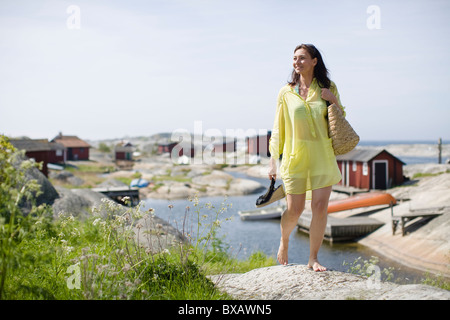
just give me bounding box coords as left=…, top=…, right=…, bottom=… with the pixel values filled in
left=0, top=0, right=449, bottom=142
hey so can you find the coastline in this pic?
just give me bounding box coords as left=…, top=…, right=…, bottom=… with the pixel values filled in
left=240, top=160, right=450, bottom=278
left=82, top=142, right=450, bottom=277
left=266, top=162, right=449, bottom=277
left=356, top=165, right=450, bottom=277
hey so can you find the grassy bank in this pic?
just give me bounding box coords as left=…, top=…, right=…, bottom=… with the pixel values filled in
left=0, top=135, right=276, bottom=300
left=1, top=199, right=276, bottom=300
left=1, top=194, right=276, bottom=299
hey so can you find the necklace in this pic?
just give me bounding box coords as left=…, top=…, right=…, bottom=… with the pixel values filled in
left=295, top=84, right=309, bottom=98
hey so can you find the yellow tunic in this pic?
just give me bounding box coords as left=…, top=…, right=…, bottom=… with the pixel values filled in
left=269, top=78, right=344, bottom=197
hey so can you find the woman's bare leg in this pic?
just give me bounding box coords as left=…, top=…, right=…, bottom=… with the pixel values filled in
left=307, top=186, right=332, bottom=271
left=277, top=193, right=306, bottom=265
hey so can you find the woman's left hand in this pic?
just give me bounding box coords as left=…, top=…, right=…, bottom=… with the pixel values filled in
left=321, top=88, right=338, bottom=105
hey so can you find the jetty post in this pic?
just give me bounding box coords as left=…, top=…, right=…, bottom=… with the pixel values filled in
left=438, top=138, right=442, bottom=164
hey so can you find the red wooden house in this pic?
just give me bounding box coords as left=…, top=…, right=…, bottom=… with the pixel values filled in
left=157, top=142, right=178, bottom=155
left=212, top=137, right=237, bottom=153
left=115, top=141, right=134, bottom=160
left=10, top=139, right=53, bottom=177
left=247, top=131, right=271, bottom=156
left=51, top=132, right=91, bottom=161
left=336, top=148, right=405, bottom=190
left=48, top=142, right=66, bottom=163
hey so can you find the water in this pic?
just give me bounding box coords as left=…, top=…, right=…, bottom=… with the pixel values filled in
left=141, top=144, right=445, bottom=284
left=358, top=140, right=444, bottom=146
left=142, top=188, right=431, bottom=284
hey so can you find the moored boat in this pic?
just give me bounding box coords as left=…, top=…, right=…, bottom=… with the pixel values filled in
left=327, top=192, right=396, bottom=213
left=238, top=205, right=286, bottom=220
left=130, top=178, right=150, bottom=188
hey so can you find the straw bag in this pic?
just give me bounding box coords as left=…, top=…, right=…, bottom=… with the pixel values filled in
left=326, top=101, right=360, bottom=155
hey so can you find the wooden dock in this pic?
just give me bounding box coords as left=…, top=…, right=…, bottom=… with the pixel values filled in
left=297, top=212, right=384, bottom=243
left=391, top=206, right=447, bottom=236
left=332, top=185, right=369, bottom=196
left=92, top=186, right=140, bottom=206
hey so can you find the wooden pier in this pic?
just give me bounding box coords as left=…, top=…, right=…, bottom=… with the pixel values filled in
left=297, top=212, right=384, bottom=243
left=92, top=186, right=140, bottom=206
left=391, top=206, right=447, bottom=236
left=332, top=185, right=369, bottom=196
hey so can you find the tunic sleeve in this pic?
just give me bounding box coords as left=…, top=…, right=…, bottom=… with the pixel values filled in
left=269, top=89, right=285, bottom=160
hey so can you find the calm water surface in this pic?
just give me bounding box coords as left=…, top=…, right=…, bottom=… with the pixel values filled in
left=142, top=146, right=447, bottom=284
left=142, top=192, right=430, bottom=284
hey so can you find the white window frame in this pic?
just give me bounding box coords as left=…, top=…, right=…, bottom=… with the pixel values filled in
left=345, top=161, right=350, bottom=187
left=362, top=162, right=368, bottom=176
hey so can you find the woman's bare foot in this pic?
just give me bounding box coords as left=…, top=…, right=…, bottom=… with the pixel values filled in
left=307, top=259, right=327, bottom=272
left=277, top=239, right=288, bottom=265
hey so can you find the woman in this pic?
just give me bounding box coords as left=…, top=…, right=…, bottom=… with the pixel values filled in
left=268, top=44, right=345, bottom=272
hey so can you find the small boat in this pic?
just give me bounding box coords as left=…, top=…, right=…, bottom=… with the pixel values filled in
left=238, top=205, right=286, bottom=221
left=130, top=178, right=150, bottom=188
left=327, top=192, right=396, bottom=214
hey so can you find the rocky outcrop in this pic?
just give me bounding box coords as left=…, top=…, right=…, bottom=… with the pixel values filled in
left=52, top=186, right=187, bottom=252
left=142, top=169, right=265, bottom=200
left=15, top=156, right=60, bottom=209
left=52, top=186, right=111, bottom=218
left=133, top=214, right=187, bottom=253
left=49, top=170, right=84, bottom=187
left=210, top=264, right=450, bottom=300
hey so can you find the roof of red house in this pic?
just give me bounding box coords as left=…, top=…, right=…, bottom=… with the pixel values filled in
left=51, top=134, right=91, bottom=148
left=10, top=138, right=52, bottom=152
left=115, top=141, right=134, bottom=152
left=336, top=148, right=405, bottom=164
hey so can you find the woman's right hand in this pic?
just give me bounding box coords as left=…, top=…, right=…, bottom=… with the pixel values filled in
left=268, top=157, right=277, bottom=180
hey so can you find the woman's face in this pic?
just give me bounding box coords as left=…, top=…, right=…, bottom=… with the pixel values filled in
left=293, top=48, right=317, bottom=75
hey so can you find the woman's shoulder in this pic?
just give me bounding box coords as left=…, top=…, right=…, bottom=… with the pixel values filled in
left=278, top=84, right=293, bottom=96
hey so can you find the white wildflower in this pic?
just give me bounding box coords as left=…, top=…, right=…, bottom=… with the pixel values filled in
left=122, top=264, right=131, bottom=273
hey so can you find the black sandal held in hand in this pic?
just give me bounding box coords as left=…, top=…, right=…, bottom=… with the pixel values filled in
left=255, top=178, right=286, bottom=208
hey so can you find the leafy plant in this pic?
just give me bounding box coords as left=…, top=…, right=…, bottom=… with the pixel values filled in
left=1, top=136, right=275, bottom=300
left=0, top=135, right=52, bottom=299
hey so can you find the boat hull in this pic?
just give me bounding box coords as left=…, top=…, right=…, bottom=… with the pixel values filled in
left=328, top=192, right=396, bottom=213
left=238, top=205, right=285, bottom=220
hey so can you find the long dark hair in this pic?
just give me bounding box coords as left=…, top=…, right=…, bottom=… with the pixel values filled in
left=288, top=44, right=331, bottom=89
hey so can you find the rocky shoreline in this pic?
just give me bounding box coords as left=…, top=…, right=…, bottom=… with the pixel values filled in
left=210, top=264, right=450, bottom=300
left=244, top=162, right=450, bottom=278
left=51, top=146, right=450, bottom=278
left=22, top=142, right=449, bottom=299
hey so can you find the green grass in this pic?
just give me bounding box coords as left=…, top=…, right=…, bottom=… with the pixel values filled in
left=2, top=135, right=275, bottom=300
left=65, top=163, right=115, bottom=173
left=0, top=195, right=275, bottom=300
left=412, top=169, right=450, bottom=179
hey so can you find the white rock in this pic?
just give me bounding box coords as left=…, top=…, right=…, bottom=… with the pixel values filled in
left=210, top=264, right=450, bottom=300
